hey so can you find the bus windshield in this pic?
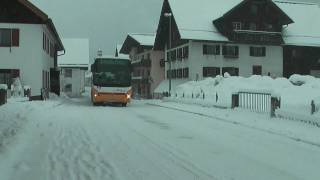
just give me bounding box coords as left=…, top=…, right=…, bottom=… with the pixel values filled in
left=92, top=59, right=131, bottom=87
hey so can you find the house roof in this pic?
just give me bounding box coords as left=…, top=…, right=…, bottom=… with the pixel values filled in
left=58, top=39, right=90, bottom=67
left=115, top=44, right=130, bottom=59
left=158, top=0, right=320, bottom=47
left=129, top=33, right=156, bottom=46
left=276, top=1, right=320, bottom=47
left=18, top=0, right=64, bottom=51
left=120, top=33, right=155, bottom=54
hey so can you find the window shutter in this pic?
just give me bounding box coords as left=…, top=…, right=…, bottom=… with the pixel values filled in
left=262, top=47, right=266, bottom=57
left=12, top=29, right=19, bottom=46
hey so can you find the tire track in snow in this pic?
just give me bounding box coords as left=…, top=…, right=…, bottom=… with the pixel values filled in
left=46, top=122, right=118, bottom=180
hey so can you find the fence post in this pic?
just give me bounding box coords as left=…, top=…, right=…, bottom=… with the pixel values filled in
left=203, top=93, right=205, bottom=100
left=311, top=100, right=315, bottom=115
left=192, top=93, right=194, bottom=99
left=175, top=93, right=177, bottom=97
left=271, top=97, right=280, bottom=117
left=232, top=94, right=239, bottom=109
left=182, top=93, right=185, bottom=98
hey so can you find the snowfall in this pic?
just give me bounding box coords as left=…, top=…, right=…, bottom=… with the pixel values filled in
left=0, top=75, right=320, bottom=180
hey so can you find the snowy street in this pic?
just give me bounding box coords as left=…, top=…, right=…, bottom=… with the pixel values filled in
left=1, top=94, right=320, bottom=180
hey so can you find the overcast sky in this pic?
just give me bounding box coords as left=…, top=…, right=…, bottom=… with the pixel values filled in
left=31, top=0, right=319, bottom=61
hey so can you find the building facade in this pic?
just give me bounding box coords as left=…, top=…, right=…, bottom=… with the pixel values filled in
left=0, top=0, right=64, bottom=98
left=58, top=39, right=89, bottom=97
left=154, top=0, right=320, bottom=89
left=120, top=34, right=165, bottom=99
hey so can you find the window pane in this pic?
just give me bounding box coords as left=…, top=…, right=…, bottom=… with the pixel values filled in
left=0, top=29, right=11, bottom=46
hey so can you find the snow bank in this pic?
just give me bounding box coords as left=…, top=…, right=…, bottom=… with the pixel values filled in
left=23, top=86, right=31, bottom=91
left=0, top=84, right=8, bottom=90
left=171, top=75, right=320, bottom=115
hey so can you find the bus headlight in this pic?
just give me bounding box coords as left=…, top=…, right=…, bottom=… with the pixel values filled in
left=94, top=93, right=98, bottom=98
left=127, top=94, right=131, bottom=99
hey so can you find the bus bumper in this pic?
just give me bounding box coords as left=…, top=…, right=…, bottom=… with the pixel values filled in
left=92, top=91, right=131, bottom=104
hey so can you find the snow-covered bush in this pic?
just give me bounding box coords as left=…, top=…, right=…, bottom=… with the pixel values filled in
left=171, top=75, right=320, bottom=114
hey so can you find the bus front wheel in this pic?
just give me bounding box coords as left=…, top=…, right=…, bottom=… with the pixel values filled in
left=121, top=103, right=127, bottom=107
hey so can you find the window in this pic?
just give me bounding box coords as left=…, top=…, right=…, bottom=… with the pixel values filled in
left=250, top=47, right=266, bottom=57
left=222, top=67, right=239, bottom=76
left=65, top=69, right=72, bottom=78
left=183, top=46, right=189, bottom=59
left=250, top=23, right=257, bottom=31
left=222, top=46, right=239, bottom=58
left=177, top=69, right=183, bottom=78
left=183, top=68, right=189, bottom=78
left=171, top=50, right=176, bottom=61
left=177, top=48, right=183, bottom=60
left=203, top=67, right=220, bottom=77
left=167, top=70, right=171, bottom=79
left=0, top=29, right=19, bottom=47
left=172, top=69, right=177, bottom=79
left=166, top=51, right=170, bottom=61
left=232, top=22, right=242, bottom=30
left=252, top=66, right=262, bottom=75
left=65, top=84, right=72, bottom=92
left=203, top=45, right=220, bottom=55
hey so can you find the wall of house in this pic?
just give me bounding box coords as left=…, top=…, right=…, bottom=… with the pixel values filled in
left=60, top=68, right=86, bottom=97
left=150, top=50, right=165, bottom=96
left=0, top=23, right=56, bottom=96
left=165, top=41, right=283, bottom=81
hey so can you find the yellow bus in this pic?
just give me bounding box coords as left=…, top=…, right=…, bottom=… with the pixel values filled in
left=91, top=57, right=132, bottom=106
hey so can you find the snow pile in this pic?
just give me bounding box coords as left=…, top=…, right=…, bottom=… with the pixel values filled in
left=0, top=84, right=8, bottom=90
left=23, top=86, right=31, bottom=91
left=0, top=99, right=32, bottom=152
left=171, top=75, right=320, bottom=116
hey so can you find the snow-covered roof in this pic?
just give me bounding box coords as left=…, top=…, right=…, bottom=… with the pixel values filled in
left=168, top=0, right=240, bottom=42
left=129, top=33, right=155, bottom=46
left=58, top=39, right=90, bottom=67
left=116, top=44, right=130, bottom=59
left=167, top=0, right=320, bottom=46
left=276, top=1, right=320, bottom=47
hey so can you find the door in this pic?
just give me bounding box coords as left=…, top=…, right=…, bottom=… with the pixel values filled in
left=252, top=66, right=262, bottom=75
left=50, top=68, right=60, bottom=96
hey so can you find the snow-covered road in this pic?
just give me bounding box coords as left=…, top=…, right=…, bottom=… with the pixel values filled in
left=1, top=95, right=320, bottom=180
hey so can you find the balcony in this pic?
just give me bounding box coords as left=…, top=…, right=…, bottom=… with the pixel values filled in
left=230, top=30, right=283, bottom=45
left=132, top=58, right=151, bottom=67
left=132, top=76, right=151, bottom=84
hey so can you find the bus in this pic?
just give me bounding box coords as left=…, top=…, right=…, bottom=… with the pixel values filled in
left=91, top=57, right=132, bottom=106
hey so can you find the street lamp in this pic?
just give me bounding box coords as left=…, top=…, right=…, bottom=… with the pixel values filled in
left=164, top=12, right=172, bottom=96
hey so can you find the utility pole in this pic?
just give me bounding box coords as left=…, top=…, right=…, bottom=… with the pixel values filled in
left=164, top=12, right=172, bottom=96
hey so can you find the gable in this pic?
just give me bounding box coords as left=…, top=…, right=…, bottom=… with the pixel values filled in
left=0, top=0, right=47, bottom=24
left=220, top=0, right=294, bottom=26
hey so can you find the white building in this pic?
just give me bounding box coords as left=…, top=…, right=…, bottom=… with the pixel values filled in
left=153, top=0, right=320, bottom=93
left=0, top=0, right=64, bottom=98
left=58, top=39, right=90, bottom=97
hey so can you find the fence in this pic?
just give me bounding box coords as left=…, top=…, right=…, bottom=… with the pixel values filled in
left=232, top=91, right=280, bottom=117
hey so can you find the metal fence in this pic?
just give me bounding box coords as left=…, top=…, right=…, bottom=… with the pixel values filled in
left=232, top=91, right=280, bottom=117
